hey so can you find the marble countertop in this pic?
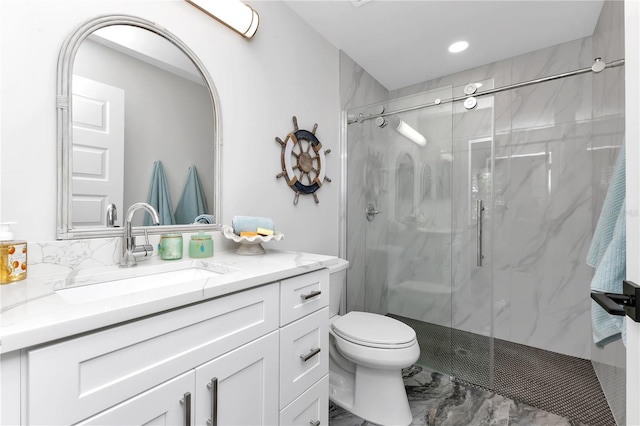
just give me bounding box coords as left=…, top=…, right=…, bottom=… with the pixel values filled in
left=0, top=249, right=337, bottom=354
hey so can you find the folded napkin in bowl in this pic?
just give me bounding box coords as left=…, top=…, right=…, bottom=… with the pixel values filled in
left=232, top=216, right=275, bottom=236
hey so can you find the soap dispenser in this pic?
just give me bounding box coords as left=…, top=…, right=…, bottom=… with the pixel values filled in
left=0, top=222, right=27, bottom=284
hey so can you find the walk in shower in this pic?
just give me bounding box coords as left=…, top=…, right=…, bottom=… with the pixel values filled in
left=342, top=2, right=625, bottom=424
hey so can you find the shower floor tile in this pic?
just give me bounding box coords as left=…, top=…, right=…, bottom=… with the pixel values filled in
left=328, top=365, right=585, bottom=426
left=387, top=315, right=617, bottom=425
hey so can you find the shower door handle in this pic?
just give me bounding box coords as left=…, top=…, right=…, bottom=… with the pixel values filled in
left=477, top=200, right=484, bottom=267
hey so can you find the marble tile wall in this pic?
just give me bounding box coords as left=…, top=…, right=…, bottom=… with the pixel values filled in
left=340, top=51, right=389, bottom=313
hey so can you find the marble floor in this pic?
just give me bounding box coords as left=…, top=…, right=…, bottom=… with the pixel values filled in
left=328, top=365, right=588, bottom=426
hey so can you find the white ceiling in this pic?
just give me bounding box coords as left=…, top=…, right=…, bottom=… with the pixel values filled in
left=282, top=0, right=605, bottom=91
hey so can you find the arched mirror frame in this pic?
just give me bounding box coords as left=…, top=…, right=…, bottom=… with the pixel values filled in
left=56, top=14, right=222, bottom=239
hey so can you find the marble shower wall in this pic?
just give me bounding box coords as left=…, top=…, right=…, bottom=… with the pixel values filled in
left=340, top=52, right=388, bottom=313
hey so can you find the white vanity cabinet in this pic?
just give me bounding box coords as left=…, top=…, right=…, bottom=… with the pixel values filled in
left=25, top=283, right=279, bottom=426
left=75, top=332, right=281, bottom=426
left=278, top=269, right=330, bottom=426
left=2, top=263, right=333, bottom=426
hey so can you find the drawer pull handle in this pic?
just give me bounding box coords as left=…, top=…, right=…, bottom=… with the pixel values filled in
left=310, top=421, right=321, bottom=426
left=181, top=392, right=191, bottom=426
left=300, top=347, right=321, bottom=362
left=301, top=290, right=322, bottom=301
left=206, top=377, right=218, bottom=426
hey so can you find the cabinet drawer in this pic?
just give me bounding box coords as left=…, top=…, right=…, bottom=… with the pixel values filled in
left=280, top=269, right=329, bottom=326
left=27, top=283, right=279, bottom=426
left=280, top=375, right=328, bottom=426
left=279, top=307, right=328, bottom=408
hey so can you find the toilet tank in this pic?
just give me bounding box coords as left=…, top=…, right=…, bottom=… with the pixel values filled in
left=327, top=258, right=349, bottom=317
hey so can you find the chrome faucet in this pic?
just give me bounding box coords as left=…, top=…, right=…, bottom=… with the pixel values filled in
left=120, top=202, right=160, bottom=267
left=106, top=203, right=118, bottom=227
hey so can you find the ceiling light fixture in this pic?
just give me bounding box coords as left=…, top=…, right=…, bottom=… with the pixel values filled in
left=186, top=0, right=259, bottom=39
left=448, top=41, right=469, bottom=53
left=395, top=119, right=427, bottom=146
left=375, top=116, right=426, bottom=146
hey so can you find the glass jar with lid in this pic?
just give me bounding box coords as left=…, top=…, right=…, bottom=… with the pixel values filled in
left=189, top=231, right=213, bottom=258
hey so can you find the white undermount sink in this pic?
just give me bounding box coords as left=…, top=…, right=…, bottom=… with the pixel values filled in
left=55, top=262, right=227, bottom=305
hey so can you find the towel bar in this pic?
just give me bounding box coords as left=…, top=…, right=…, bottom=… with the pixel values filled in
left=591, top=281, right=640, bottom=322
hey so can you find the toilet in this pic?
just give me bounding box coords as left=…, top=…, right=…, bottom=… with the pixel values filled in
left=327, top=259, right=420, bottom=426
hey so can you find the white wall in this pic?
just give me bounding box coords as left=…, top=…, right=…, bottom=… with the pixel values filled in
left=0, top=0, right=341, bottom=256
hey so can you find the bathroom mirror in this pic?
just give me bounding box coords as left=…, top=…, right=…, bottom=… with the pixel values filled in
left=57, top=15, right=221, bottom=239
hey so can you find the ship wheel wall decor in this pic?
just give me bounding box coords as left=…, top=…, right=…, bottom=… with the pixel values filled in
left=276, top=116, right=331, bottom=205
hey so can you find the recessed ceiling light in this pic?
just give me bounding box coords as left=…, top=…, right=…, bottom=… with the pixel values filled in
left=448, top=41, right=469, bottom=53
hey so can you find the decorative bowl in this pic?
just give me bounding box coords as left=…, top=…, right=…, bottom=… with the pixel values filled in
left=221, top=225, right=284, bottom=255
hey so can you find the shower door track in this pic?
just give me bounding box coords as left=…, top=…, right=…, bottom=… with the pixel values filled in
left=348, top=58, right=625, bottom=124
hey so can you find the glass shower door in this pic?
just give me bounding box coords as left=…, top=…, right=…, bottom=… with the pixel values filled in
left=345, top=81, right=496, bottom=388
left=450, top=80, right=496, bottom=388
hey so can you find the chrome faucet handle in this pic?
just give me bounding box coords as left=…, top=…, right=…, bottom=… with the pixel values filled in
left=132, top=229, right=154, bottom=261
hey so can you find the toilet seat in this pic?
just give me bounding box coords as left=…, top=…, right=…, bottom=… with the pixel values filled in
left=331, top=312, right=416, bottom=349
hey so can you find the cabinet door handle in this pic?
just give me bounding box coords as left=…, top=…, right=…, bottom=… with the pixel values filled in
left=301, top=290, right=322, bottom=301
left=181, top=392, right=191, bottom=426
left=309, top=421, right=321, bottom=426
left=206, top=377, right=218, bottom=426
left=300, top=347, right=321, bottom=362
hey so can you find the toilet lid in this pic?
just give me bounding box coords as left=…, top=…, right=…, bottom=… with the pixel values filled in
left=331, top=312, right=416, bottom=347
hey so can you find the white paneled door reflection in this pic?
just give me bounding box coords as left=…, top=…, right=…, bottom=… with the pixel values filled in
left=72, top=75, right=124, bottom=228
